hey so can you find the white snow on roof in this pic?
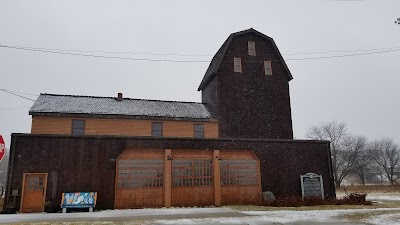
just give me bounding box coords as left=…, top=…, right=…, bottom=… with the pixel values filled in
left=29, top=94, right=213, bottom=119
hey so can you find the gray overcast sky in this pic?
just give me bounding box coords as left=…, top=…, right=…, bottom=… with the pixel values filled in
left=1, top=0, right=399, bottom=147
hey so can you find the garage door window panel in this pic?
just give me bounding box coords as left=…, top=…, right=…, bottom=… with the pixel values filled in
left=117, top=159, right=164, bottom=189
left=172, top=159, right=212, bottom=187
left=220, top=159, right=258, bottom=186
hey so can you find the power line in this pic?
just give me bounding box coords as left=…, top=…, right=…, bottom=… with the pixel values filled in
left=0, top=107, right=30, bottom=111
left=0, top=45, right=210, bottom=63
left=1, top=44, right=400, bottom=62
left=4, top=45, right=400, bottom=57
left=0, top=89, right=35, bottom=101
left=6, top=44, right=400, bottom=57
left=0, top=88, right=38, bottom=96
left=284, top=46, right=400, bottom=55
left=12, top=45, right=212, bottom=57
left=285, top=48, right=400, bottom=61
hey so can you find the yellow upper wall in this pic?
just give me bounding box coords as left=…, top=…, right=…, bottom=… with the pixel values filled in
left=31, top=116, right=219, bottom=138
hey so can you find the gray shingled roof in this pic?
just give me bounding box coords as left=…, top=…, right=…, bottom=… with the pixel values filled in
left=198, top=28, right=293, bottom=91
left=29, top=94, right=214, bottom=120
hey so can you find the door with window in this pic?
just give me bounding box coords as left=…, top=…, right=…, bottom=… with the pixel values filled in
left=21, top=173, right=47, bottom=213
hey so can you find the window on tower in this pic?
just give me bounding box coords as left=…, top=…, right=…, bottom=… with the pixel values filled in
left=234, top=57, right=242, bottom=73
left=248, top=41, right=256, bottom=56
left=264, top=61, right=272, bottom=75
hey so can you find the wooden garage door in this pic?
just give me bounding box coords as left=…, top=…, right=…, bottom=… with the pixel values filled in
left=115, top=149, right=164, bottom=209
left=220, top=151, right=261, bottom=205
left=171, top=150, right=214, bottom=206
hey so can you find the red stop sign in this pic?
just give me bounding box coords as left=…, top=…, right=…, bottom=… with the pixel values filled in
left=0, top=135, right=5, bottom=162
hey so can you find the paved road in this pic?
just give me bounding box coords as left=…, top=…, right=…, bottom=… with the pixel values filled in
left=0, top=207, right=394, bottom=225
left=0, top=208, right=246, bottom=224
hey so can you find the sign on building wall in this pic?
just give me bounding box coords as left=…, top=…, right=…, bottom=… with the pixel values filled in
left=0, top=135, right=5, bottom=162
left=61, top=192, right=97, bottom=208
left=300, top=173, right=324, bottom=199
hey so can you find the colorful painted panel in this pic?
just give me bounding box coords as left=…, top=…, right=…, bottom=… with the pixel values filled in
left=61, top=192, right=97, bottom=208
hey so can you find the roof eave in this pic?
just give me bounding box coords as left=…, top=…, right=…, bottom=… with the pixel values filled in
left=29, top=112, right=218, bottom=122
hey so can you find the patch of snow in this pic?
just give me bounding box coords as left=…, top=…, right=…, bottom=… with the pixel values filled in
left=367, top=212, right=400, bottom=225
left=367, top=193, right=400, bottom=202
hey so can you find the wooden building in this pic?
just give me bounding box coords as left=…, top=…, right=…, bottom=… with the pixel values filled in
left=5, top=28, right=335, bottom=212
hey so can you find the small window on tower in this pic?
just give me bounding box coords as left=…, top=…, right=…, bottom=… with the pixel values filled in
left=264, top=61, right=272, bottom=75
left=233, top=57, right=242, bottom=73
left=248, top=41, right=256, bottom=56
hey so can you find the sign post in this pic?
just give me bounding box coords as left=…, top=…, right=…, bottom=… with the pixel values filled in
left=0, top=135, right=5, bottom=162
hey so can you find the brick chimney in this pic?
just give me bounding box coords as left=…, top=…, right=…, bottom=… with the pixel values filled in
left=117, top=93, right=123, bottom=101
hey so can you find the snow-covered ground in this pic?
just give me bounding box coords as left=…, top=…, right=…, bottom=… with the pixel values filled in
left=0, top=207, right=399, bottom=225
left=149, top=209, right=400, bottom=225
left=0, top=193, right=399, bottom=225
left=367, top=193, right=400, bottom=202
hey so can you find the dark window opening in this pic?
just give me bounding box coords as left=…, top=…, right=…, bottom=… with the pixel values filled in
left=72, top=120, right=85, bottom=135
left=194, top=124, right=204, bottom=138
left=152, top=122, right=163, bottom=137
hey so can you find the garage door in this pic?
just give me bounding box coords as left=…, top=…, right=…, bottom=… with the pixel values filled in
left=115, top=149, right=261, bottom=208
left=115, top=149, right=164, bottom=209
left=171, top=150, right=214, bottom=206
left=220, top=151, right=261, bottom=205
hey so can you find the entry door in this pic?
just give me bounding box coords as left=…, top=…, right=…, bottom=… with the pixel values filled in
left=21, top=173, right=47, bottom=213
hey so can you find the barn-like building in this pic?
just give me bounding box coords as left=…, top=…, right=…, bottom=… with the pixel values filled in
left=6, top=28, right=335, bottom=212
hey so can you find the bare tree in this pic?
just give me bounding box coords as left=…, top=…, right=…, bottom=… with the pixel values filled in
left=306, top=121, right=348, bottom=187
left=370, top=138, right=400, bottom=185
left=343, top=136, right=371, bottom=185
left=336, top=135, right=369, bottom=186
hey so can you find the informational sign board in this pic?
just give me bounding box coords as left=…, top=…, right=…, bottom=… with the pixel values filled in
left=0, top=135, right=5, bottom=162
left=300, top=172, right=324, bottom=199
left=61, top=192, right=97, bottom=208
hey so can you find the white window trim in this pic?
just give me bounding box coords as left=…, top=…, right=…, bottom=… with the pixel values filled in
left=234, top=57, right=242, bottom=73
left=264, top=60, right=272, bottom=75
left=248, top=41, right=256, bottom=56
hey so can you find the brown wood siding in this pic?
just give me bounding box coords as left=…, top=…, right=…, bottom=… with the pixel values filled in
left=31, top=116, right=218, bottom=138
left=7, top=134, right=334, bottom=210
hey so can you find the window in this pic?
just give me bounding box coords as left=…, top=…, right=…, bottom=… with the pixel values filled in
left=194, top=124, right=204, bottom=138
left=220, top=159, right=258, bottom=186
left=72, top=120, right=85, bottom=135
left=27, top=176, right=44, bottom=190
left=152, top=122, right=163, bottom=137
left=117, top=159, right=164, bottom=188
left=248, top=41, right=256, bottom=56
left=233, top=57, right=242, bottom=73
left=172, top=159, right=212, bottom=187
left=264, top=61, right=272, bottom=75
